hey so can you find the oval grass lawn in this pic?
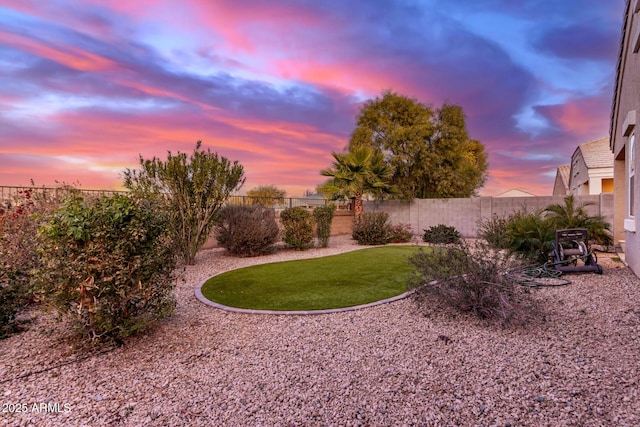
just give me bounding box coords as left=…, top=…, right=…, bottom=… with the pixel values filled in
left=200, top=245, right=426, bottom=311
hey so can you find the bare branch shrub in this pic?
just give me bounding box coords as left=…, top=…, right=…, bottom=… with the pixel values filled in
left=407, top=241, right=539, bottom=326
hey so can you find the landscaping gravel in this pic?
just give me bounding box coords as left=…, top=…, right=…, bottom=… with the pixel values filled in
left=1, top=237, right=639, bottom=426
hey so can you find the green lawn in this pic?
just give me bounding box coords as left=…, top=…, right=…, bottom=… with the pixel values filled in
left=200, top=245, right=426, bottom=311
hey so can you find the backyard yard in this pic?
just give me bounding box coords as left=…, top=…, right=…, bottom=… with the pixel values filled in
left=1, top=236, right=639, bottom=426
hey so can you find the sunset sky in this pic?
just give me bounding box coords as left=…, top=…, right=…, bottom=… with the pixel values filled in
left=0, top=0, right=625, bottom=196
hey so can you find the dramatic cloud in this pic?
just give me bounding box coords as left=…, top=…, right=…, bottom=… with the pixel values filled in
left=0, top=0, right=625, bottom=196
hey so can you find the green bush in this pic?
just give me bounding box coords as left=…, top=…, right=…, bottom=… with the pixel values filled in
left=544, top=195, right=612, bottom=247
left=504, top=209, right=555, bottom=263
left=280, top=207, right=314, bottom=250
left=124, top=141, right=245, bottom=265
left=388, top=223, right=414, bottom=243
left=500, top=196, right=612, bottom=263
left=352, top=212, right=391, bottom=245
left=476, top=214, right=510, bottom=249
left=313, top=204, right=336, bottom=248
left=215, top=205, right=279, bottom=256
left=422, top=224, right=462, bottom=244
left=407, top=241, right=536, bottom=326
left=246, top=185, right=286, bottom=208
left=33, top=193, right=177, bottom=344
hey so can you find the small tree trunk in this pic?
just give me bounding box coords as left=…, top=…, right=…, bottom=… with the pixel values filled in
left=353, top=193, right=364, bottom=217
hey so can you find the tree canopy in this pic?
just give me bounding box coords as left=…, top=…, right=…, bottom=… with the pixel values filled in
left=349, top=91, right=488, bottom=199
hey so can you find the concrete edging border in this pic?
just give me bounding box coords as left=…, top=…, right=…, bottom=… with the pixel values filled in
left=194, top=277, right=414, bottom=315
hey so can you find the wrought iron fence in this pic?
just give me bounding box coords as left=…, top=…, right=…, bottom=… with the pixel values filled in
left=0, top=185, right=128, bottom=206
left=226, top=195, right=329, bottom=210
left=0, top=185, right=337, bottom=211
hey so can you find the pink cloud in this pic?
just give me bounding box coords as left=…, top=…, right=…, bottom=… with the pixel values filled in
left=0, top=29, right=116, bottom=72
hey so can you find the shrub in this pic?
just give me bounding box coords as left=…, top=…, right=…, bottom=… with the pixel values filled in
left=352, top=212, right=391, bottom=245
left=504, top=209, right=556, bottom=263
left=544, top=195, right=612, bottom=246
left=0, top=282, right=23, bottom=339
left=500, top=196, right=613, bottom=263
left=407, top=241, right=536, bottom=326
left=246, top=185, right=286, bottom=208
left=0, top=188, right=61, bottom=339
left=33, top=193, right=177, bottom=344
left=280, top=207, right=314, bottom=250
left=388, top=223, right=414, bottom=243
left=313, top=204, right=336, bottom=248
left=476, top=214, right=510, bottom=249
left=124, top=141, right=245, bottom=265
left=422, top=224, right=462, bottom=244
left=215, top=205, right=279, bottom=256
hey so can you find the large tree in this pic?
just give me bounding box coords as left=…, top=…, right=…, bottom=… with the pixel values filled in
left=123, top=141, right=245, bottom=265
left=349, top=91, right=488, bottom=199
left=317, top=146, right=395, bottom=216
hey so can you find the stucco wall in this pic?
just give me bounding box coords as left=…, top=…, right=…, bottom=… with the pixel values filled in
left=610, top=0, right=640, bottom=276
left=364, top=195, right=613, bottom=239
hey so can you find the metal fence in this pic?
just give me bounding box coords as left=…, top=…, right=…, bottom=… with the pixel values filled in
left=0, top=185, right=335, bottom=210
left=226, top=195, right=330, bottom=210
left=0, top=185, right=128, bottom=206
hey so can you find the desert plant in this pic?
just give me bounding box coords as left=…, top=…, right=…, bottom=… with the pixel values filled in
left=318, top=146, right=396, bottom=216
left=33, top=193, right=177, bottom=344
left=280, top=207, right=314, bottom=250
left=0, top=188, right=64, bottom=339
left=476, top=214, right=511, bottom=249
left=215, top=205, right=279, bottom=256
left=123, top=141, right=245, bottom=265
left=246, top=185, right=286, bottom=208
left=544, top=195, right=612, bottom=246
left=407, top=241, right=536, bottom=326
left=388, top=223, right=414, bottom=243
left=422, top=224, right=462, bottom=244
left=504, top=209, right=557, bottom=263
left=1, top=191, right=35, bottom=338
left=352, top=211, right=391, bottom=245
left=313, top=204, right=336, bottom=247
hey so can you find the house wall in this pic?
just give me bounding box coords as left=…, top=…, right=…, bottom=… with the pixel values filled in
left=364, top=194, right=613, bottom=239
left=586, top=168, right=615, bottom=195
left=552, top=173, right=569, bottom=196
left=570, top=155, right=589, bottom=194
left=611, top=0, right=640, bottom=276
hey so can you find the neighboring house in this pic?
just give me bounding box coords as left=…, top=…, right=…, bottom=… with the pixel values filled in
left=569, top=137, right=614, bottom=195
left=553, top=165, right=571, bottom=196
left=611, top=0, right=640, bottom=275
left=495, top=189, right=536, bottom=198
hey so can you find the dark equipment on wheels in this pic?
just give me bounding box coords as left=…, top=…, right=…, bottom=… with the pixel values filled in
left=549, top=228, right=602, bottom=274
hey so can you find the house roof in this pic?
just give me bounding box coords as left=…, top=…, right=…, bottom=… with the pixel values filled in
left=557, top=165, right=570, bottom=189
left=495, top=189, right=536, bottom=198
left=573, top=137, right=613, bottom=169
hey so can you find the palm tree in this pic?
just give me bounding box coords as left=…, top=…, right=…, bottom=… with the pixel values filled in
left=318, top=146, right=395, bottom=216
left=544, top=195, right=612, bottom=246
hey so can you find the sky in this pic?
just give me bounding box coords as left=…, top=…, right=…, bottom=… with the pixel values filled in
left=0, top=0, right=626, bottom=196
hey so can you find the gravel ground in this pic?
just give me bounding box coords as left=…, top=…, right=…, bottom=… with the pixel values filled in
left=1, top=236, right=639, bottom=426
